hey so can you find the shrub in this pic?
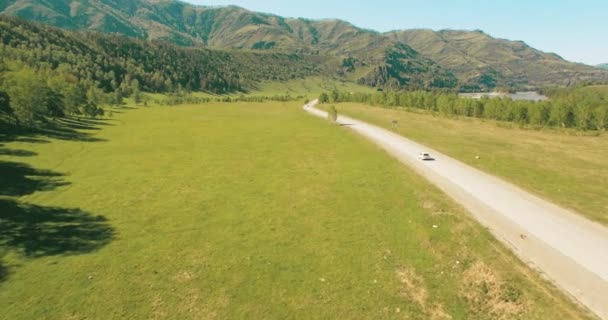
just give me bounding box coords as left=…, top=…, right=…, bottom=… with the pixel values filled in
left=328, top=105, right=338, bottom=122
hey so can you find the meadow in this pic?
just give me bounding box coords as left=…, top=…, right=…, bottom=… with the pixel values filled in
left=324, top=103, right=608, bottom=225
left=146, top=77, right=375, bottom=104
left=0, top=101, right=593, bottom=319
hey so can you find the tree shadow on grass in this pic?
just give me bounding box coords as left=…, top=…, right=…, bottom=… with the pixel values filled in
left=0, top=118, right=114, bottom=282
left=0, top=116, right=110, bottom=143
left=0, top=148, right=37, bottom=157
left=0, top=160, right=112, bottom=283
left=0, top=262, right=6, bottom=282
left=0, top=161, right=70, bottom=197
left=10, top=137, right=50, bottom=144
left=0, top=199, right=114, bottom=258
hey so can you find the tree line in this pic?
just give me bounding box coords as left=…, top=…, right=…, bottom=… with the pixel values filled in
left=0, top=61, right=110, bottom=127
left=319, top=89, right=608, bottom=130
left=152, top=92, right=306, bottom=106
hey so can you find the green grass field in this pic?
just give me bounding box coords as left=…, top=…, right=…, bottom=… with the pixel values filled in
left=248, top=77, right=375, bottom=97
left=324, top=103, right=608, bottom=225
left=0, top=101, right=593, bottom=319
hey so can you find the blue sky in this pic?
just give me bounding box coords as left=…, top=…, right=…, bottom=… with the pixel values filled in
left=183, top=0, right=607, bottom=65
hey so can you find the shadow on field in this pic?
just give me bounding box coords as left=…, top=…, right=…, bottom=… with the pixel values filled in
left=0, top=160, right=114, bottom=282
left=0, top=148, right=37, bottom=157
left=0, top=118, right=114, bottom=282
left=0, top=161, right=69, bottom=197
left=0, top=199, right=114, bottom=258
left=0, top=116, right=110, bottom=144
left=0, top=262, right=6, bottom=282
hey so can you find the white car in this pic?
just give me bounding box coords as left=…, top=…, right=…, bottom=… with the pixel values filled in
left=418, top=153, right=433, bottom=161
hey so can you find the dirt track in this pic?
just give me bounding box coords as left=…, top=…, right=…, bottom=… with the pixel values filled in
left=304, top=100, right=608, bottom=319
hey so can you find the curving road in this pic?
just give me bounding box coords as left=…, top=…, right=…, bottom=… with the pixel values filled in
left=304, top=100, right=608, bottom=319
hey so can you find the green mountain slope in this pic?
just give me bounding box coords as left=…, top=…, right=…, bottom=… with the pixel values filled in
left=1, top=0, right=606, bottom=89
left=598, top=64, right=608, bottom=70
left=0, top=0, right=457, bottom=90
left=0, top=16, right=323, bottom=93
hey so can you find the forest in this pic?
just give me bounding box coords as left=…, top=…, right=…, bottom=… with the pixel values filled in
left=321, top=88, right=608, bottom=130
left=0, top=16, right=320, bottom=128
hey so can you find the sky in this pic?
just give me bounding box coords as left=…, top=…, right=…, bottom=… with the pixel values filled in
left=183, top=0, right=608, bottom=65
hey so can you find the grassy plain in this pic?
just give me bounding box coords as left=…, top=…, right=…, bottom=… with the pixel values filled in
left=324, top=103, right=608, bottom=225
left=0, top=101, right=593, bottom=319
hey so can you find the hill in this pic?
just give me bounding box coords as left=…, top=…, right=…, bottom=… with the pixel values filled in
left=388, top=29, right=608, bottom=90
left=1, top=0, right=607, bottom=90
left=0, top=16, right=323, bottom=94
left=598, top=64, right=608, bottom=70
left=0, top=0, right=457, bottom=89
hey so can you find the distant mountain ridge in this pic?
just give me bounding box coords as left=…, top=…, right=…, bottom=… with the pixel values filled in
left=1, top=0, right=607, bottom=90
left=598, top=64, right=608, bottom=70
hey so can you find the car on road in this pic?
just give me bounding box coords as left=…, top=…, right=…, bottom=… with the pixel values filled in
left=418, top=153, right=433, bottom=161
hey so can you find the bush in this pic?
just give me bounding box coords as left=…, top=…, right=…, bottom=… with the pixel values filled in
left=319, top=93, right=329, bottom=104
left=328, top=105, right=338, bottom=122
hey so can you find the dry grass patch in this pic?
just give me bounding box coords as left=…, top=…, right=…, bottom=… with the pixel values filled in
left=396, top=266, right=452, bottom=320
left=173, top=270, right=195, bottom=283
left=396, top=266, right=429, bottom=306
left=461, top=261, right=526, bottom=319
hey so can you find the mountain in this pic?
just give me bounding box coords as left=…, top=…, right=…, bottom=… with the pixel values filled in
left=387, top=29, right=608, bottom=90
left=0, top=0, right=456, bottom=89
left=0, top=0, right=388, bottom=53
left=1, top=0, right=607, bottom=90
left=598, top=64, right=608, bottom=70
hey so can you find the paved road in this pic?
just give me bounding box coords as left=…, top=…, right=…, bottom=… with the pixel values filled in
left=304, top=100, right=608, bottom=319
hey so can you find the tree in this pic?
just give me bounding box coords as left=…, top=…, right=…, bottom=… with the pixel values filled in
left=132, top=79, right=142, bottom=104
left=44, top=89, right=65, bottom=118
left=592, top=104, right=608, bottom=130
left=319, top=92, right=329, bottom=104
left=113, top=88, right=123, bottom=105
left=330, top=90, right=340, bottom=103
left=86, top=86, right=103, bottom=106
left=82, top=101, right=104, bottom=118
left=574, top=102, right=593, bottom=130
left=63, top=84, right=86, bottom=115
left=328, top=105, right=338, bottom=122
left=3, top=68, right=49, bottom=127
left=0, top=91, right=12, bottom=116
left=527, top=103, right=549, bottom=126
left=550, top=101, right=574, bottom=128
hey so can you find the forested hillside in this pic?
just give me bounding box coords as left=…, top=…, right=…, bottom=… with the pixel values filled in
left=3, top=0, right=607, bottom=90
left=0, top=16, right=322, bottom=127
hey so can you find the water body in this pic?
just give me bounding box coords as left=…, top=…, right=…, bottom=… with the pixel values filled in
left=459, top=91, right=548, bottom=101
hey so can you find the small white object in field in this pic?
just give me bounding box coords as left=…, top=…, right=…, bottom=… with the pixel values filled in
left=432, top=225, right=439, bottom=229
left=319, top=278, right=326, bottom=282
left=475, top=155, right=480, bottom=159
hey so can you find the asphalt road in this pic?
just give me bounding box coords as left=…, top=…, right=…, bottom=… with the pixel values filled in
left=304, top=100, right=608, bottom=319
